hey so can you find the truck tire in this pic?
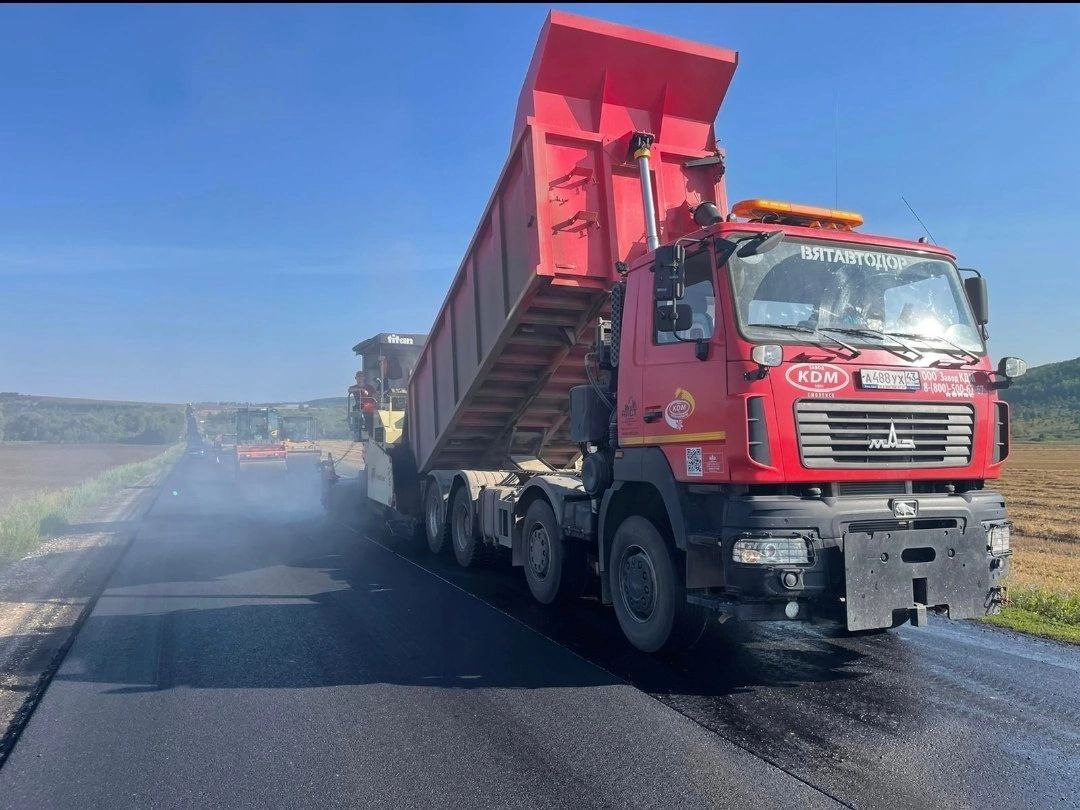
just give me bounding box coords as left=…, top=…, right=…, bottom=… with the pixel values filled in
left=609, top=516, right=706, bottom=654
left=450, top=486, right=484, bottom=567
left=424, top=481, right=448, bottom=554
left=522, top=500, right=583, bottom=604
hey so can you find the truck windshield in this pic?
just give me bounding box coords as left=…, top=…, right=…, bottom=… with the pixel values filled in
left=727, top=236, right=984, bottom=354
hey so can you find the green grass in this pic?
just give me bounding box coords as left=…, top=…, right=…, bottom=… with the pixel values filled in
left=0, top=445, right=180, bottom=563
left=981, top=586, right=1080, bottom=645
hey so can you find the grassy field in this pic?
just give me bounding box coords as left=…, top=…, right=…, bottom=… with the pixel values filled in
left=987, top=443, right=1080, bottom=643
left=0, top=445, right=180, bottom=564
left=0, top=443, right=170, bottom=512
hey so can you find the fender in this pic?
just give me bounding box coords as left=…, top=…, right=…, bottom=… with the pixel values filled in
left=598, top=447, right=692, bottom=602
left=441, top=469, right=516, bottom=536
left=607, top=446, right=689, bottom=546
left=513, top=474, right=587, bottom=519
left=513, top=475, right=589, bottom=565
left=422, top=469, right=457, bottom=503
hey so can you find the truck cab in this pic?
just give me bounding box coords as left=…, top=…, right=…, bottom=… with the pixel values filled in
left=596, top=199, right=1023, bottom=638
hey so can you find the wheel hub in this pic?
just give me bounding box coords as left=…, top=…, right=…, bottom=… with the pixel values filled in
left=621, top=546, right=656, bottom=622
left=528, top=525, right=550, bottom=578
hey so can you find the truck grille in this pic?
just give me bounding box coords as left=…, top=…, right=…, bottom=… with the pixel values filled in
left=796, top=401, right=975, bottom=469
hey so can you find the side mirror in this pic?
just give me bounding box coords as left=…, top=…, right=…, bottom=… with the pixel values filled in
left=745, top=343, right=783, bottom=380
left=963, top=274, right=989, bottom=325
left=737, top=230, right=785, bottom=258
left=998, top=356, right=1027, bottom=379
left=751, top=344, right=783, bottom=368
left=655, top=303, right=693, bottom=333
left=653, top=244, right=685, bottom=301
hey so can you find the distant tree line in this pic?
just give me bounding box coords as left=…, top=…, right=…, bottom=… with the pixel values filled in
left=1002, top=356, right=1080, bottom=441
left=0, top=395, right=184, bottom=444
left=1007, top=408, right=1080, bottom=442
left=1002, top=357, right=1080, bottom=411
left=301, top=405, right=349, bottom=440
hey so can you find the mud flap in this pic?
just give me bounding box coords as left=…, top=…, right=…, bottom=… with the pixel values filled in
left=843, top=527, right=990, bottom=631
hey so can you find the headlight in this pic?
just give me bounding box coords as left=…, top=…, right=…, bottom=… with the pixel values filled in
left=732, top=536, right=810, bottom=565
left=988, top=524, right=1011, bottom=556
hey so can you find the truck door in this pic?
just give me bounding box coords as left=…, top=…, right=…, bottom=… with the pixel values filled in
left=639, top=246, right=729, bottom=481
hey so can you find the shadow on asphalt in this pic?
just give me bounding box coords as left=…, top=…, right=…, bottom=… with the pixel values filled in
left=25, top=458, right=894, bottom=704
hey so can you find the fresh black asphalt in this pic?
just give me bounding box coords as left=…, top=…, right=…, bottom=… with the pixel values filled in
left=0, top=458, right=1077, bottom=807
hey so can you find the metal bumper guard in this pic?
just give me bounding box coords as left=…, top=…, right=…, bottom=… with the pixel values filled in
left=843, top=526, right=993, bottom=631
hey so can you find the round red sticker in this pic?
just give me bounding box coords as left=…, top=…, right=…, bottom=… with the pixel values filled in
left=785, top=363, right=850, bottom=393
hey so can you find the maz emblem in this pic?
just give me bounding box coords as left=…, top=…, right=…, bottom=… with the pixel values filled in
left=869, top=421, right=916, bottom=450
left=891, top=499, right=919, bottom=519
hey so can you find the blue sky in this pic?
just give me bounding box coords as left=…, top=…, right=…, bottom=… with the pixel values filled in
left=2, top=4, right=1077, bottom=403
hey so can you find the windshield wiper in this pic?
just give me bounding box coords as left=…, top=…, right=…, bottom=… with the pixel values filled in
left=817, top=326, right=923, bottom=360
left=885, top=331, right=979, bottom=364
left=747, top=323, right=861, bottom=357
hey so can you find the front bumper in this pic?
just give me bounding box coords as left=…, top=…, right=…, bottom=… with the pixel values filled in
left=841, top=525, right=1007, bottom=630
left=701, top=489, right=1010, bottom=630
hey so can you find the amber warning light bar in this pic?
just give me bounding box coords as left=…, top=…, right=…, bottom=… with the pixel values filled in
left=732, top=199, right=864, bottom=231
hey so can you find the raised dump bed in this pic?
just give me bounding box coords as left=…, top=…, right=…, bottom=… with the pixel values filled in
left=408, top=10, right=737, bottom=473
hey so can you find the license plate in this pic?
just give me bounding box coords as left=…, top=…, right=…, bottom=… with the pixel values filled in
left=859, top=369, right=922, bottom=391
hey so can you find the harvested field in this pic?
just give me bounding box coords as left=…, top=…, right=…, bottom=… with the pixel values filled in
left=997, top=443, right=1080, bottom=544
left=997, top=445, right=1080, bottom=596
left=987, top=443, right=1080, bottom=642
left=1005, top=534, right=1080, bottom=593
left=0, top=443, right=168, bottom=513
left=996, top=443, right=1077, bottom=592
left=0, top=445, right=179, bottom=564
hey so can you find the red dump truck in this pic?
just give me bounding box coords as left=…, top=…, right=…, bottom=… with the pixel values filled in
left=331, top=11, right=1025, bottom=652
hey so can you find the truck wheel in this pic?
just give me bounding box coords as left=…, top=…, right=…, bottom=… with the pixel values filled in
left=610, top=516, right=706, bottom=654
left=522, top=500, right=583, bottom=604
left=424, top=481, right=448, bottom=554
left=450, top=487, right=484, bottom=567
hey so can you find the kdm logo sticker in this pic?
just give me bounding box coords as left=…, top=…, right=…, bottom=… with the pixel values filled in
left=664, top=388, right=696, bottom=430
left=785, top=363, right=850, bottom=393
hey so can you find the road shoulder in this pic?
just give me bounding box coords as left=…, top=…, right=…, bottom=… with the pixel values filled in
left=0, top=472, right=166, bottom=764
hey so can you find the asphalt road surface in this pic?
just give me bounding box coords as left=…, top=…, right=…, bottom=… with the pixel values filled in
left=1, top=458, right=1077, bottom=808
